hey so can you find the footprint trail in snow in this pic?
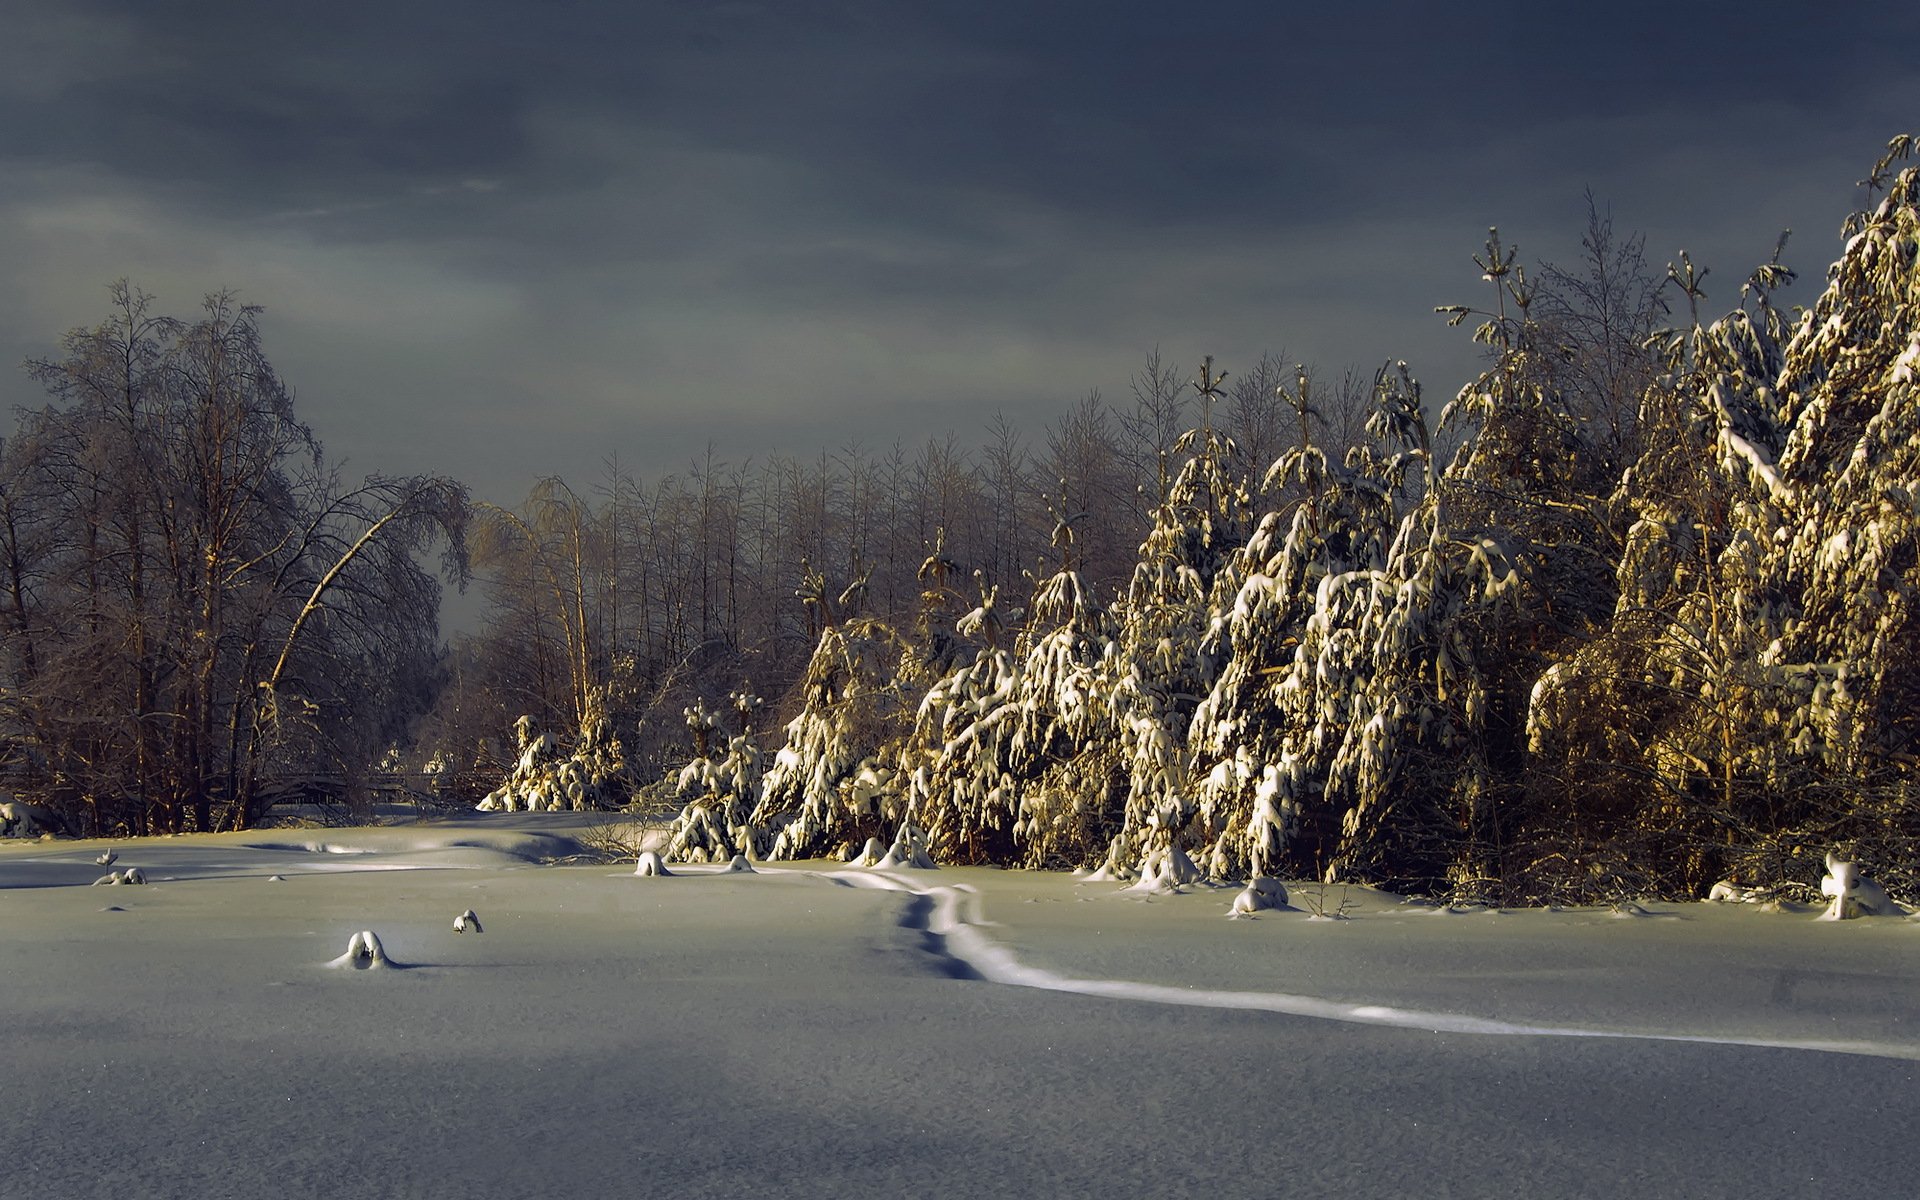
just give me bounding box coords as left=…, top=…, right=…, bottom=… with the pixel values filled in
left=830, top=869, right=1920, bottom=1064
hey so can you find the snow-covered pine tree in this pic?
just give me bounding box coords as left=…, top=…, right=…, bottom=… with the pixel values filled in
left=1526, top=136, right=1920, bottom=897
left=902, top=579, right=1022, bottom=862
left=748, top=615, right=913, bottom=860
left=1522, top=241, right=1797, bottom=896
left=1766, top=138, right=1920, bottom=776
left=904, top=550, right=1126, bottom=867
left=1315, top=350, right=1523, bottom=894
left=661, top=690, right=765, bottom=862
left=1188, top=366, right=1407, bottom=878
left=1743, top=135, right=1920, bottom=885
left=1100, top=359, right=1256, bottom=876
left=476, top=684, right=631, bottom=811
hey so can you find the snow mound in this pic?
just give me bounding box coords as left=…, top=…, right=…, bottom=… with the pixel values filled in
left=1125, top=845, right=1204, bottom=895
left=1079, top=839, right=1138, bottom=883
left=453, top=909, right=482, bottom=933
left=725, top=854, right=756, bottom=873
left=876, top=823, right=936, bottom=870
left=327, top=930, right=395, bottom=970
left=245, top=829, right=584, bottom=867
left=1820, top=853, right=1901, bottom=919
left=1229, top=876, right=1290, bottom=917
left=1228, top=886, right=1267, bottom=917
left=635, top=851, right=673, bottom=877
left=90, top=867, right=145, bottom=886
left=1708, top=881, right=1768, bottom=903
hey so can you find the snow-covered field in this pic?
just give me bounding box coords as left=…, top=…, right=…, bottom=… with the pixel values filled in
left=4, top=814, right=1917, bottom=1198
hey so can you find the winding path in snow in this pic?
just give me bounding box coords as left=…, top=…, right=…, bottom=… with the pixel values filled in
left=829, top=869, right=1920, bottom=1063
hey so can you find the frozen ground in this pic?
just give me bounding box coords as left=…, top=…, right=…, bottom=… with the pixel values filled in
left=3, top=814, right=1918, bottom=1199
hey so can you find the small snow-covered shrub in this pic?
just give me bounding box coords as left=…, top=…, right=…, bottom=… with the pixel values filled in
left=875, top=822, right=936, bottom=870
left=478, top=690, right=632, bottom=813
left=0, top=798, right=68, bottom=839
left=1819, top=852, right=1900, bottom=919
left=1125, top=843, right=1206, bottom=895
left=662, top=694, right=765, bottom=864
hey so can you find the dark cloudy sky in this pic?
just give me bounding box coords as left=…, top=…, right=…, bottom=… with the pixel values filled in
left=5, top=0, right=1917, bottom=499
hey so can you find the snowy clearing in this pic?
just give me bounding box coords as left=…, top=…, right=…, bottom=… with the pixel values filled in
left=4, top=813, right=1918, bottom=1198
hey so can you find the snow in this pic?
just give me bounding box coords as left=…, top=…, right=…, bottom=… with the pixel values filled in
left=5, top=813, right=1920, bottom=1196
left=1819, top=853, right=1902, bottom=919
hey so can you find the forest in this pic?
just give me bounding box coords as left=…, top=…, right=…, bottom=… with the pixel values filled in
left=3, top=137, right=1916, bottom=903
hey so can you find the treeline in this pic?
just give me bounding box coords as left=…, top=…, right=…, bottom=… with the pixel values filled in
left=641, top=139, right=1920, bottom=901
left=0, top=286, right=466, bottom=833
left=415, top=352, right=1372, bottom=792
left=8, top=138, right=1917, bottom=903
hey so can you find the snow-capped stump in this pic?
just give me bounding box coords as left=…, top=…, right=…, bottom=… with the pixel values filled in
left=725, top=854, right=756, bottom=873
left=328, top=930, right=393, bottom=970
left=634, top=851, right=673, bottom=877
left=1820, top=853, right=1900, bottom=919
left=453, top=909, right=482, bottom=933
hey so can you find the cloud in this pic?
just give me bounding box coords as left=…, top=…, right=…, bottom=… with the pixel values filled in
left=4, top=0, right=1919, bottom=503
